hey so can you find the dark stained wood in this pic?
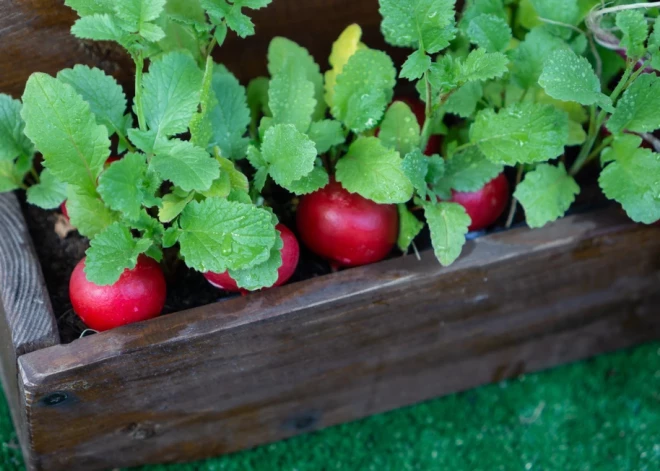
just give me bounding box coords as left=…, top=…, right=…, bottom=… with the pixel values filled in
left=0, top=0, right=402, bottom=97
left=16, top=207, right=660, bottom=471
left=0, top=192, right=59, bottom=469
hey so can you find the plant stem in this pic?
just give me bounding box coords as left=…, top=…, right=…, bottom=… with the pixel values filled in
left=569, top=63, right=635, bottom=176
left=116, top=129, right=137, bottom=153
left=134, top=53, right=147, bottom=132
left=30, top=166, right=39, bottom=183
left=505, top=164, right=523, bottom=228
left=419, top=71, right=433, bottom=153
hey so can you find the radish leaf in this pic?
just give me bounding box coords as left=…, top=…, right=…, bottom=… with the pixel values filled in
left=258, top=124, right=317, bottom=188
left=150, top=138, right=220, bottom=192
left=470, top=103, right=568, bottom=165
left=85, top=222, right=153, bottom=285
left=26, top=170, right=67, bottom=210
left=332, top=49, right=396, bottom=132
left=467, top=14, right=512, bottom=53
left=608, top=74, right=660, bottom=135
left=178, top=198, right=277, bottom=273
left=599, top=135, right=660, bottom=224
left=229, top=232, right=283, bottom=290
left=397, top=204, right=424, bottom=252
left=514, top=163, right=579, bottom=228
left=425, top=201, right=470, bottom=266
left=336, top=137, right=413, bottom=204
left=21, top=73, right=110, bottom=193
left=379, top=102, right=421, bottom=155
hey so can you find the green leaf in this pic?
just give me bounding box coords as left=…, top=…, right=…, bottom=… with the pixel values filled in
left=26, top=170, right=67, bottom=209
left=511, top=27, right=568, bottom=89
left=128, top=128, right=157, bottom=153
left=247, top=145, right=268, bottom=191
left=443, top=81, right=482, bottom=118
left=65, top=0, right=115, bottom=15
left=189, top=56, right=216, bottom=149
left=460, top=0, right=506, bottom=32
left=225, top=7, right=255, bottom=37
left=616, top=10, right=648, bottom=59
left=0, top=94, right=33, bottom=162
left=336, top=136, right=413, bottom=204
left=425, top=201, right=470, bottom=266
left=539, top=48, right=612, bottom=111
left=247, top=76, right=270, bottom=122
left=308, top=120, right=345, bottom=154
left=163, top=226, right=181, bottom=248
left=379, top=0, right=457, bottom=54
left=267, top=37, right=326, bottom=121
left=286, top=165, right=329, bottom=195
left=159, top=189, right=194, bottom=223
left=151, top=138, right=220, bottom=192
left=217, top=154, right=249, bottom=191
left=0, top=162, right=22, bottom=192
left=97, top=153, right=150, bottom=220
left=514, top=163, right=579, bottom=228
left=260, top=124, right=317, bottom=188
left=599, top=135, right=660, bottom=224
left=441, top=146, right=503, bottom=192
left=332, top=49, right=396, bottom=133
left=114, top=0, right=166, bottom=27
left=400, top=49, right=432, bottom=81
left=57, top=65, right=129, bottom=141
left=608, top=74, right=660, bottom=135
left=530, top=0, right=580, bottom=30
left=379, top=102, right=421, bottom=156
left=650, top=18, right=660, bottom=71
left=229, top=232, right=283, bottom=290
left=397, top=204, right=424, bottom=252
left=402, top=148, right=430, bottom=200
left=178, top=198, right=277, bottom=273
left=467, top=14, right=512, bottom=53
left=456, top=49, right=509, bottom=83
left=21, top=73, right=110, bottom=193
left=70, top=14, right=131, bottom=44
left=66, top=186, right=118, bottom=238
left=470, top=103, right=568, bottom=165
left=208, top=64, right=250, bottom=159
left=269, top=61, right=316, bottom=133
left=142, top=51, right=203, bottom=139
left=567, top=120, right=587, bottom=146
left=85, top=222, right=152, bottom=286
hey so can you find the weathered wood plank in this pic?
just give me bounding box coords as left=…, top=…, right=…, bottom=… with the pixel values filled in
left=0, top=192, right=60, bottom=469
left=18, top=207, right=660, bottom=471
left=0, top=0, right=395, bottom=97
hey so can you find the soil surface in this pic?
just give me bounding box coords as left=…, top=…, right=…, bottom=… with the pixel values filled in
left=18, top=155, right=607, bottom=345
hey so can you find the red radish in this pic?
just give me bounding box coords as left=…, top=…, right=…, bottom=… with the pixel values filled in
left=204, top=223, right=300, bottom=292
left=60, top=156, right=121, bottom=222
left=296, top=179, right=398, bottom=267
left=450, top=173, right=510, bottom=232
left=393, top=97, right=441, bottom=156
left=70, top=255, right=166, bottom=331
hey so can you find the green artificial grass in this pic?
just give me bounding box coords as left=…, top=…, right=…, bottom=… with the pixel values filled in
left=1, top=342, right=659, bottom=471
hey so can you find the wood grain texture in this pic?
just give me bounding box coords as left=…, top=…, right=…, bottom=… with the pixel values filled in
left=17, top=207, right=660, bottom=471
left=0, top=192, right=59, bottom=469
left=0, top=0, right=399, bottom=97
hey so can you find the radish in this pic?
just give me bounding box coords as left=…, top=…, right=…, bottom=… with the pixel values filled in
left=296, top=179, right=398, bottom=267
left=450, top=173, right=510, bottom=232
left=204, top=223, right=300, bottom=292
left=70, top=254, right=166, bottom=331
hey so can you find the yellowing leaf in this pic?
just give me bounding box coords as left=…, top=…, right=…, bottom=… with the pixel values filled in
left=324, top=24, right=365, bottom=107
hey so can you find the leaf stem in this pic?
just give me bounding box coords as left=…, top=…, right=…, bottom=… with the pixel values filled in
left=30, top=166, right=40, bottom=183
left=134, top=52, right=147, bottom=132
left=419, top=70, right=433, bottom=153
left=569, top=62, right=635, bottom=176
left=505, top=164, right=523, bottom=228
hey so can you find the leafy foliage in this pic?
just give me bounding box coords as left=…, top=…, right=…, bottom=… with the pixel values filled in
left=425, top=202, right=470, bottom=266
left=336, top=137, right=413, bottom=204
left=514, top=163, right=579, bottom=228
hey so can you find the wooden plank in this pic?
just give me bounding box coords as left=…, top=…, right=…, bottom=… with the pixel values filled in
left=17, top=207, right=660, bottom=471
left=0, top=192, right=60, bottom=469
left=0, top=0, right=395, bottom=97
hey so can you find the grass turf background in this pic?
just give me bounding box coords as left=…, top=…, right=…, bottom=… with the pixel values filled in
left=1, top=342, right=658, bottom=471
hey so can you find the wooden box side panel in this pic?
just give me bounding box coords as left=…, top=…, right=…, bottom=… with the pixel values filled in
left=0, top=193, right=59, bottom=469
left=0, top=0, right=394, bottom=98
left=0, top=193, right=59, bottom=355
left=18, top=209, right=660, bottom=471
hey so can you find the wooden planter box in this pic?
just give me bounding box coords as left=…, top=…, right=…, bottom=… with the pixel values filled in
left=1, top=191, right=659, bottom=470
